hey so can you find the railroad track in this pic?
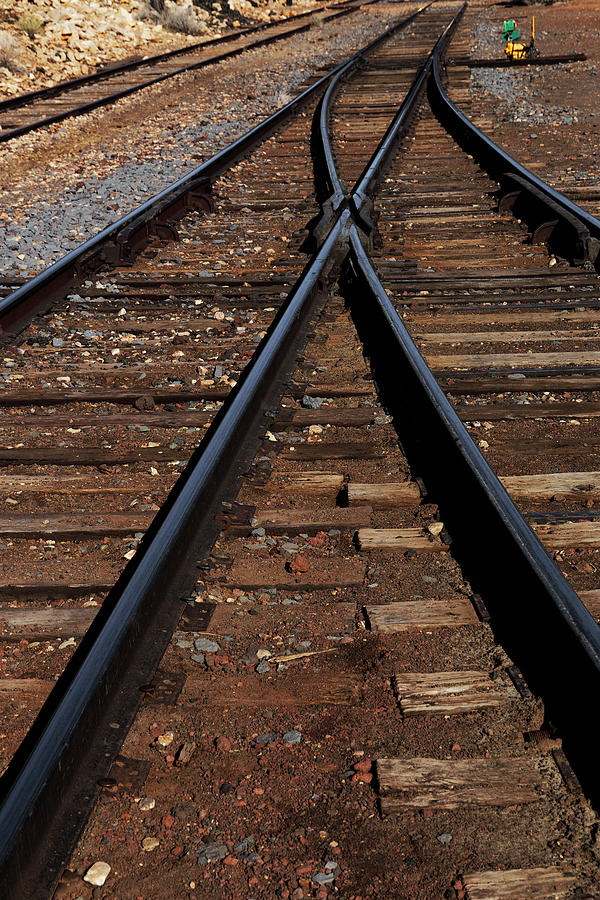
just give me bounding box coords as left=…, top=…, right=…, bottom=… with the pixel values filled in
left=0, top=1, right=599, bottom=897
left=0, top=0, right=377, bottom=146
left=445, top=52, right=600, bottom=218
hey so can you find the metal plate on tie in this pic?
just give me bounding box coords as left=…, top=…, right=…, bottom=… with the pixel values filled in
left=180, top=601, right=216, bottom=632
left=107, top=755, right=151, bottom=793
left=140, top=670, right=186, bottom=705
left=470, top=592, right=491, bottom=622
left=552, top=747, right=581, bottom=793
left=506, top=664, right=533, bottom=700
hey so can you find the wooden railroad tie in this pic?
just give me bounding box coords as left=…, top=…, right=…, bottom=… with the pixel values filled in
left=266, top=472, right=344, bottom=500
left=357, top=527, right=447, bottom=552
left=533, top=521, right=600, bottom=550
left=500, top=471, right=600, bottom=502
left=249, top=506, right=372, bottom=535
left=0, top=608, right=97, bottom=641
left=366, top=598, right=478, bottom=633
left=461, top=866, right=576, bottom=900
left=393, top=670, right=518, bottom=716
left=427, top=351, right=600, bottom=371
left=376, top=756, right=547, bottom=812
left=219, top=556, right=366, bottom=591
left=456, top=402, right=600, bottom=422
left=181, top=672, right=362, bottom=707
left=347, top=482, right=422, bottom=507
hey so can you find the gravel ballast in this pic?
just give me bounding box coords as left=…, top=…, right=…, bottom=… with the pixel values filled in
left=470, top=21, right=581, bottom=127
left=459, top=0, right=600, bottom=215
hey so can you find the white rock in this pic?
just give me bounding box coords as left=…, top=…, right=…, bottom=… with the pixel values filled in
left=58, top=637, right=76, bottom=649
left=83, top=861, right=111, bottom=886
left=427, top=522, right=444, bottom=537
left=142, top=836, right=160, bottom=851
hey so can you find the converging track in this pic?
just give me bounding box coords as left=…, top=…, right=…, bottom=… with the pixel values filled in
left=0, top=2, right=599, bottom=898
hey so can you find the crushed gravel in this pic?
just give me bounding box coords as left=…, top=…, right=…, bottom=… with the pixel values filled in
left=0, top=4, right=405, bottom=279
left=461, top=0, right=600, bottom=215
left=469, top=21, right=581, bottom=127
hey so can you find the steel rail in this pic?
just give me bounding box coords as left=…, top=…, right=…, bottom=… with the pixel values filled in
left=344, top=225, right=600, bottom=802
left=0, top=6, right=443, bottom=891
left=429, top=39, right=600, bottom=263
left=0, top=2, right=431, bottom=340
left=309, top=1, right=432, bottom=244
left=0, top=0, right=373, bottom=147
left=351, top=3, right=464, bottom=233
left=335, top=6, right=600, bottom=803
left=0, top=25, right=275, bottom=113
left=10, top=5, right=600, bottom=891
left=297, top=0, right=459, bottom=243
left=318, top=0, right=431, bottom=206
left=316, top=60, right=353, bottom=212
left=0, top=206, right=349, bottom=897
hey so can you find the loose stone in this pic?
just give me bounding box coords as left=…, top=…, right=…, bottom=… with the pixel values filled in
left=142, top=837, right=160, bottom=851
left=254, top=733, right=278, bottom=745
left=197, top=842, right=228, bottom=864
left=313, top=872, right=335, bottom=885
left=83, top=862, right=111, bottom=886
left=194, top=638, right=219, bottom=653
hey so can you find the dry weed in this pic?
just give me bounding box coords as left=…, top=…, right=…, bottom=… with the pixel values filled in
left=135, top=1, right=207, bottom=34
left=164, top=5, right=206, bottom=34
left=0, top=32, right=24, bottom=73
left=16, top=14, right=44, bottom=39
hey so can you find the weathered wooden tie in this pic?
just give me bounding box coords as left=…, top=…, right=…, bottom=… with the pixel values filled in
left=357, top=527, right=447, bottom=552
left=366, top=598, right=478, bottom=633
left=393, top=670, right=517, bottom=715
left=347, top=482, right=421, bottom=507
left=376, top=756, right=546, bottom=811
left=461, top=866, right=576, bottom=900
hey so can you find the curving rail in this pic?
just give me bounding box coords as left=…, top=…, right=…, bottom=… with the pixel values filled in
left=428, top=42, right=600, bottom=265
left=343, top=228, right=600, bottom=801
left=309, top=1, right=430, bottom=243
left=0, top=5, right=433, bottom=896
left=344, top=10, right=600, bottom=805
left=0, top=5, right=428, bottom=341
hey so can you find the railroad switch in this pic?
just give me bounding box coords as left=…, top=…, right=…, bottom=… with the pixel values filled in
left=502, top=17, right=538, bottom=61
